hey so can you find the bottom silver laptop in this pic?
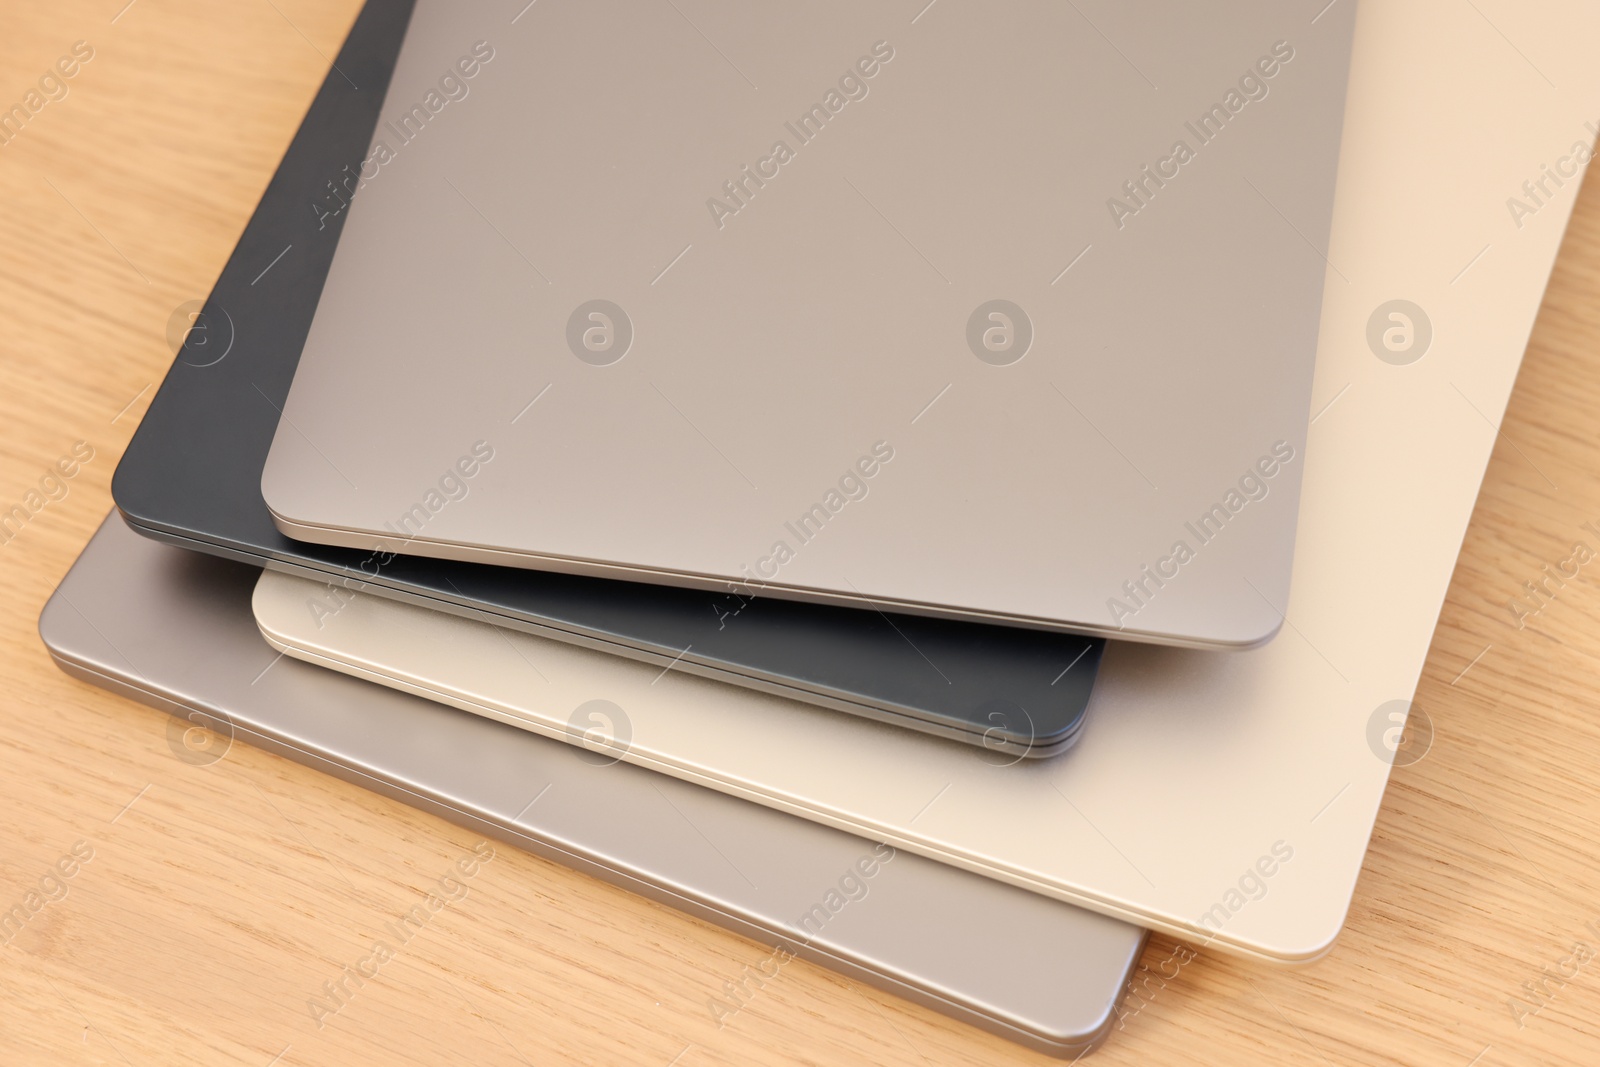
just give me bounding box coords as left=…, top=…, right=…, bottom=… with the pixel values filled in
left=40, top=514, right=1147, bottom=1057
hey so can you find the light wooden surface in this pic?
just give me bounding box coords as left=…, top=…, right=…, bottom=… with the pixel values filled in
left=3, top=3, right=1599, bottom=1064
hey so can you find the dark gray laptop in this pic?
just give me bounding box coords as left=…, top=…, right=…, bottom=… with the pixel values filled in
left=40, top=515, right=1147, bottom=1057
left=110, top=0, right=1101, bottom=757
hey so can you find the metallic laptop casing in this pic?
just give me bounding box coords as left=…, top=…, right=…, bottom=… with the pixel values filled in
left=262, top=0, right=1356, bottom=649
left=40, top=515, right=1146, bottom=1059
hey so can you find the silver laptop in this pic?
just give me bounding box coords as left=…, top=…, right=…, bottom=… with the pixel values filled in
left=262, top=0, right=1355, bottom=650
left=40, top=514, right=1147, bottom=1058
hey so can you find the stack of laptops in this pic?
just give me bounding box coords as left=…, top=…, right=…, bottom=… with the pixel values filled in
left=41, top=0, right=1593, bottom=1056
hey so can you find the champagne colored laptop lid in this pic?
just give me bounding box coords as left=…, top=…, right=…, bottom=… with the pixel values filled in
left=108, top=0, right=1103, bottom=756
left=255, top=0, right=1600, bottom=961
left=40, top=515, right=1146, bottom=1058
left=261, top=0, right=1356, bottom=649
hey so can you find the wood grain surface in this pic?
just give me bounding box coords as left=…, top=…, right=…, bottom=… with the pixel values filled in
left=2, top=2, right=1599, bottom=1064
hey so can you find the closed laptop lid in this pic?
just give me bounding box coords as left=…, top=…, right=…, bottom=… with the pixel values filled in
left=262, top=0, right=1356, bottom=648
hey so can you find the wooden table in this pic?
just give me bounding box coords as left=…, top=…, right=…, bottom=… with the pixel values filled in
left=3, top=3, right=1598, bottom=1063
